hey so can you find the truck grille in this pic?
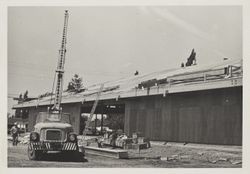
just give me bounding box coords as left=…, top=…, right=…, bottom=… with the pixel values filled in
left=46, top=130, right=62, bottom=140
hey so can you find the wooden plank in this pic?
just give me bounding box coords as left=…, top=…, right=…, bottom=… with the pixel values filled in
left=84, top=146, right=128, bottom=159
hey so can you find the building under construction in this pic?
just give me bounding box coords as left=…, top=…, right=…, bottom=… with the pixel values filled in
left=13, top=59, right=242, bottom=145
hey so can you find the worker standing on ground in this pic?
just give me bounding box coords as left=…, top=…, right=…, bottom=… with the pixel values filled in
left=110, top=130, right=118, bottom=149
left=10, top=122, right=19, bottom=146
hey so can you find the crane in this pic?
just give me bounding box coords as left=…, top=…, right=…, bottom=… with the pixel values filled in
left=51, top=10, right=69, bottom=112
left=27, top=11, right=85, bottom=161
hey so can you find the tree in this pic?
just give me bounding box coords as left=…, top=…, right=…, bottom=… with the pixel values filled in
left=38, top=92, right=53, bottom=98
left=23, top=90, right=28, bottom=101
left=67, top=74, right=84, bottom=92
left=134, top=70, right=139, bottom=76
left=67, top=82, right=75, bottom=91
left=185, top=49, right=197, bottom=67
left=18, top=93, right=23, bottom=103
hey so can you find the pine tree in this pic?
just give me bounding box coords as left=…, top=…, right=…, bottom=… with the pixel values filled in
left=23, top=90, right=28, bottom=101
left=67, top=74, right=84, bottom=92
left=18, top=93, right=23, bottom=103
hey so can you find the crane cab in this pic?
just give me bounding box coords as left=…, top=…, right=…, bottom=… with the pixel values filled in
left=28, top=111, right=83, bottom=160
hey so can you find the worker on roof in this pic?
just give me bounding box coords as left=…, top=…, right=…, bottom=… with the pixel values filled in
left=10, top=122, right=19, bottom=146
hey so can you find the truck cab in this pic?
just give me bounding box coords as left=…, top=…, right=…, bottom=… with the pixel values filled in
left=28, top=111, right=84, bottom=160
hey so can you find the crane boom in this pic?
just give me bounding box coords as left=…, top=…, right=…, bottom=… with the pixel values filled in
left=51, top=10, right=69, bottom=112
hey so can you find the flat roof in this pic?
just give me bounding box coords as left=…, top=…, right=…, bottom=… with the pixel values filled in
left=13, top=59, right=242, bottom=109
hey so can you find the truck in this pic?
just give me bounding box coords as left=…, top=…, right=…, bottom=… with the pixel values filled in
left=27, top=10, right=84, bottom=160
left=28, top=112, right=83, bottom=160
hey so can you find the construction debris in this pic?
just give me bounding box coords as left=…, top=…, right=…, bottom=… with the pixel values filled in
left=171, top=154, right=179, bottom=158
left=160, top=157, right=168, bottom=161
left=218, top=157, right=228, bottom=162
left=160, top=156, right=178, bottom=161
left=143, top=156, right=161, bottom=160
left=98, top=131, right=151, bottom=150
left=197, top=152, right=204, bottom=156
left=230, top=160, right=242, bottom=165
left=180, top=155, right=189, bottom=159
left=210, top=160, right=217, bottom=164
left=8, top=133, right=30, bottom=145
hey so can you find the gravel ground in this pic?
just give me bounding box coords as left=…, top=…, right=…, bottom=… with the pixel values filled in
left=8, top=140, right=242, bottom=168
left=127, top=144, right=242, bottom=165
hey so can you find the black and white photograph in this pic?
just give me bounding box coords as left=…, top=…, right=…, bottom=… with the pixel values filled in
left=1, top=1, right=249, bottom=172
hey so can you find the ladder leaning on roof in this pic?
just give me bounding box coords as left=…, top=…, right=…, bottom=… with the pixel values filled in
left=83, top=83, right=104, bottom=135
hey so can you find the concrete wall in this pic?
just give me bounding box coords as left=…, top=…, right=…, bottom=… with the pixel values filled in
left=124, top=87, right=242, bottom=145
left=28, top=103, right=81, bottom=134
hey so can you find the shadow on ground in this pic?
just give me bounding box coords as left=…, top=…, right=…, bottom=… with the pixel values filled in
left=38, top=152, right=88, bottom=163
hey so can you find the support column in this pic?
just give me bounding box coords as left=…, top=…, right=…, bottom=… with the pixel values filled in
left=94, top=114, right=97, bottom=135
left=101, top=104, right=104, bottom=135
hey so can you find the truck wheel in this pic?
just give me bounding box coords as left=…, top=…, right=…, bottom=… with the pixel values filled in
left=28, top=146, right=42, bottom=160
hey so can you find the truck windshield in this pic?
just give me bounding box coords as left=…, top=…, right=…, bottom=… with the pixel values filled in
left=36, top=112, right=71, bottom=124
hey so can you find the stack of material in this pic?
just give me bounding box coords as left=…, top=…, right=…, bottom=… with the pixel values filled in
left=129, top=132, right=151, bottom=150
left=111, top=132, right=151, bottom=149
left=101, top=133, right=130, bottom=148
left=98, top=131, right=151, bottom=150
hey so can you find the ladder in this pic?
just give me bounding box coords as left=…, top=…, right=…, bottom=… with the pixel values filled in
left=51, top=10, right=69, bottom=112
left=83, top=84, right=104, bottom=134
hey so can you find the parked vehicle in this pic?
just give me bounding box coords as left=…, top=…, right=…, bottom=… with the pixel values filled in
left=28, top=112, right=84, bottom=160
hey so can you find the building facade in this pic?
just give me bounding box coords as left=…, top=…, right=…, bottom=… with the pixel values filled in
left=13, top=59, right=243, bottom=145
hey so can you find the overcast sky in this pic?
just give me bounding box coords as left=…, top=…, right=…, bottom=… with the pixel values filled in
left=8, top=6, right=242, bottom=112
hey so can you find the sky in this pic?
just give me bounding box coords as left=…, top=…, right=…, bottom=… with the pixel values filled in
left=8, top=6, right=242, bottom=113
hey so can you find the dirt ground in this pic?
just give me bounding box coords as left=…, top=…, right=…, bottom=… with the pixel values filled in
left=8, top=140, right=242, bottom=168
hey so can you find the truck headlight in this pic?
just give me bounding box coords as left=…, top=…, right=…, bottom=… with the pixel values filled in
left=30, top=132, right=39, bottom=142
left=68, top=133, right=77, bottom=142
